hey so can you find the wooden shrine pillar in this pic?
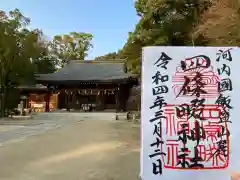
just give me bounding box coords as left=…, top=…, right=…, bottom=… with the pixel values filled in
left=99, top=94, right=105, bottom=110
left=57, top=90, right=64, bottom=109
left=45, top=92, right=51, bottom=112
left=115, top=89, right=121, bottom=112
left=96, top=93, right=101, bottom=110
left=116, top=84, right=131, bottom=112
left=65, top=90, right=70, bottom=111
left=71, top=91, right=77, bottom=109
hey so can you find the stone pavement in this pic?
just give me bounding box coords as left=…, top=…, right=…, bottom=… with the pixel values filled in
left=0, top=113, right=82, bottom=146
left=0, top=113, right=140, bottom=180
left=0, top=125, right=23, bottom=133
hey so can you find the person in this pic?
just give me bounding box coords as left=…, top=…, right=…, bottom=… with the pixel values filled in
left=232, top=172, right=240, bottom=180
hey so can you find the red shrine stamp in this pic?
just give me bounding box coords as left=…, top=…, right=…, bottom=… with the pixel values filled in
left=172, top=56, right=220, bottom=99
left=161, top=104, right=230, bottom=170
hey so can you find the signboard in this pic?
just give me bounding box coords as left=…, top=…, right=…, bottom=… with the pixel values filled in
left=141, top=47, right=240, bottom=180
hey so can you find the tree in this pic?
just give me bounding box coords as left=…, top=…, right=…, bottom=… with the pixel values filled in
left=50, top=32, right=93, bottom=66
left=134, top=0, right=211, bottom=44
left=95, top=52, right=119, bottom=61
left=33, top=37, right=57, bottom=74
left=0, top=9, right=45, bottom=116
left=194, top=0, right=240, bottom=45
left=95, top=0, right=211, bottom=74
left=33, top=56, right=57, bottom=74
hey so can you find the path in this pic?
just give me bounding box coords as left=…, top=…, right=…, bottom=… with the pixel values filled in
left=0, top=113, right=140, bottom=180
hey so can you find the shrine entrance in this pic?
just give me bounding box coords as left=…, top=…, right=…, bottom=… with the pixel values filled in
left=35, top=60, right=139, bottom=112
left=56, top=87, right=120, bottom=112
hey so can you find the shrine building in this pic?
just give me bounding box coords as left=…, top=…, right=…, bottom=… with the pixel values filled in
left=29, top=60, right=138, bottom=112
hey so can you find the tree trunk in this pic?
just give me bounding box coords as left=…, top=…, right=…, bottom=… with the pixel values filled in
left=0, top=68, right=4, bottom=117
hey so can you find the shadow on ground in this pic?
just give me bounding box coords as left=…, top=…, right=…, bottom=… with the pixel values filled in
left=0, top=119, right=140, bottom=180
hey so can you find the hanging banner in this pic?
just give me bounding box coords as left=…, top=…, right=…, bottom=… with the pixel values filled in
left=141, top=46, right=240, bottom=180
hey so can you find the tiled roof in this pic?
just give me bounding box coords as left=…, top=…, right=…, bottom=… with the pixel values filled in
left=36, top=60, right=137, bottom=83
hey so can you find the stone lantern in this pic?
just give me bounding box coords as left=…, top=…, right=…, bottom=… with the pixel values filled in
left=20, top=95, right=28, bottom=116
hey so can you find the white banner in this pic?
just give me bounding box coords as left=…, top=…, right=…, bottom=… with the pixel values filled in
left=141, top=46, right=240, bottom=180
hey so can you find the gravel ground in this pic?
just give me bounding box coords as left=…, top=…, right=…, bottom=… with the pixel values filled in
left=0, top=115, right=140, bottom=180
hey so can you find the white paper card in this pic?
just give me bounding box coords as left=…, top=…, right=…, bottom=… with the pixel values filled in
left=141, top=46, right=240, bottom=180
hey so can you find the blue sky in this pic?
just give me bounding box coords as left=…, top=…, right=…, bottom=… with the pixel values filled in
left=0, top=0, right=140, bottom=59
